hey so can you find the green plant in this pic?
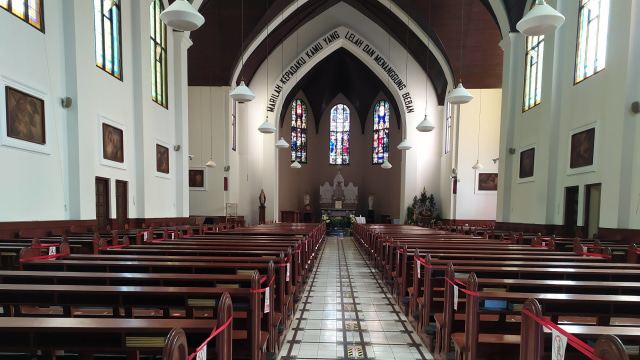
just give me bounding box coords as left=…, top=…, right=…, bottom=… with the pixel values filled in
left=412, top=187, right=438, bottom=217
left=405, top=206, right=416, bottom=225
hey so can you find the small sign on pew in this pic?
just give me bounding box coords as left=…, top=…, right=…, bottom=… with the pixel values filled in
left=196, top=345, right=207, bottom=360
left=552, top=329, right=567, bottom=360
left=264, top=287, right=270, bottom=313
left=286, top=263, right=290, bottom=281
left=49, top=246, right=56, bottom=257
left=453, top=284, right=458, bottom=311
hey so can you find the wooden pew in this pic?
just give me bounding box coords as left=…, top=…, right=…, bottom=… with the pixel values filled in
left=0, top=292, right=233, bottom=360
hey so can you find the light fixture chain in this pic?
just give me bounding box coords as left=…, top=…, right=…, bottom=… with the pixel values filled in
left=460, top=0, right=464, bottom=83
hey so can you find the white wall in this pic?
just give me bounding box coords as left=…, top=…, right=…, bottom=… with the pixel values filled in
left=497, top=0, right=640, bottom=230
left=0, top=0, right=190, bottom=223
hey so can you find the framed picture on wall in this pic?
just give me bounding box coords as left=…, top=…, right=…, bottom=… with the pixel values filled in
left=476, top=172, right=498, bottom=193
left=5, top=86, right=46, bottom=145
left=189, top=167, right=206, bottom=190
left=156, top=143, right=170, bottom=175
left=518, top=145, right=535, bottom=182
left=102, top=123, right=124, bottom=163
left=568, top=122, right=598, bottom=175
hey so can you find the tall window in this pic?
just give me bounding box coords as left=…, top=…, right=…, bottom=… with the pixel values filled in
left=150, top=0, right=167, bottom=108
left=523, top=35, right=544, bottom=111
left=94, top=0, right=122, bottom=80
left=291, top=100, right=308, bottom=163
left=372, top=101, right=389, bottom=164
left=575, top=0, right=609, bottom=83
left=329, top=104, right=350, bottom=165
left=445, top=102, right=452, bottom=154
left=0, top=0, right=43, bottom=31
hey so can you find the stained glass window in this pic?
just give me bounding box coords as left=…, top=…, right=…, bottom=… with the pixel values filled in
left=94, top=0, right=122, bottom=80
left=575, top=0, right=609, bottom=83
left=372, top=101, right=389, bottom=164
left=445, top=102, right=452, bottom=154
left=523, top=35, right=544, bottom=111
left=329, top=104, right=350, bottom=165
left=291, top=100, right=307, bottom=163
left=0, top=0, right=43, bottom=31
left=150, top=0, right=167, bottom=108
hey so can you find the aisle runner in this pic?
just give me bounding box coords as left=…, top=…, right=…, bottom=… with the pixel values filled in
left=279, top=235, right=431, bottom=360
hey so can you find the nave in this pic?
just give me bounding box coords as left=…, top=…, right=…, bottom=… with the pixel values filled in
left=279, top=235, right=432, bottom=360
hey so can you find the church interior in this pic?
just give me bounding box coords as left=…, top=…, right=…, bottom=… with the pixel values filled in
left=1, top=0, right=640, bottom=359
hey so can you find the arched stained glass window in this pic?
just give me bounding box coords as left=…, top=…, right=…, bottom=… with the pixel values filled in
left=291, top=99, right=307, bottom=163
left=94, top=0, right=122, bottom=80
left=372, top=101, right=389, bottom=164
left=0, top=0, right=43, bottom=31
left=330, top=104, right=350, bottom=165
left=150, top=0, right=168, bottom=108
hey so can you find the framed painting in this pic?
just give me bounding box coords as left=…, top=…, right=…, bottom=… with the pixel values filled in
left=102, top=123, right=124, bottom=163
left=568, top=123, right=598, bottom=175
left=5, top=86, right=45, bottom=145
left=156, top=143, right=169, bottom=174
left=518, top=145, right=535, bottom=181
left=189, top=167, right=206, bottom=190
left=476, top=172, right=498, bottom=193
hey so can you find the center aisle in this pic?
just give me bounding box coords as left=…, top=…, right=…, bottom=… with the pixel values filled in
left=279, top=235, right=433, bottom=360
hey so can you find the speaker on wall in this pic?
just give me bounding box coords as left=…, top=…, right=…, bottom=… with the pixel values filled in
left=61, top=97, right=73, bottom=109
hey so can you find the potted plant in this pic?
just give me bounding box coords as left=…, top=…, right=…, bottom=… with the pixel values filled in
left=409, top=188, right=439, bottom=227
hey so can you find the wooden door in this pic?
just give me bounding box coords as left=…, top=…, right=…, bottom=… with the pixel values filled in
left=563, top=186, right=579, bottom=237
left=584, top=183, right=602, bottom=238
left=95, top=177, right=110, bottom=231
left=115, top=180, right=128, bottom=230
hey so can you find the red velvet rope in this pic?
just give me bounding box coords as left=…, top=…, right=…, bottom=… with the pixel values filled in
left=521, top=309, right=600, bottom=360
left=629, top=248, right=640, bottom=254
left=576, top=251, right=611, bottom=258
left=187, top=315, right=234, bottom=360
left=444, top=277, right=478, bottom=296
left=278, top=257, right=290, bottom=266
left=32, top=244, right=59, bottom=248
left=135, top=230, right=152, bottom=236
left=19, top=253, right=67, bottom=262
left=532, top=244, right=548, bottom=248
left=252, top=275, right=276, bottom=292
left=100, top=244, right=128, bottom=250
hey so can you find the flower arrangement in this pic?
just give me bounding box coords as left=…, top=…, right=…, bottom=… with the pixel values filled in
left=321, top=214, right=330, bottom=224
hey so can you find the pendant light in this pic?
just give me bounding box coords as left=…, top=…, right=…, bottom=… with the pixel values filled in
left=275, top=32, right=289, bottom=148
left=275, top=137, right=289, bottom=149
left=258, top=0, right=276, bottom=134
left=160, top=0, right=204, bottom=32
left=291, top=159, right=301, bottom=169
left=472, top=90, right=482, bottom=170
left=447, top=0, right=473, bottom=105
left=397, top=139, right=412, bottom=150
left=516, top=0, right=565, bottom=36
left=206, top=96, right=216, bottom=168
left=417, top=0, right=436, bottom=132
left=230, top=0, right=255, bottom=102
left=381, top=160, right=392, bottom=169
left=397, top=1, right=415, bottom=147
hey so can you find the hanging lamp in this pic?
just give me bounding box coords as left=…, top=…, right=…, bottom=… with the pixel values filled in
left=230, top=0, right=254, bottom=102
left=397, top=139, right=412, bottom=150
left=206, top=158, right=216, bottom=168
left=381, top=160, right=392, bottom=169
left=160, top=0, right=204, bottom=31
left=416, top=114, right=435, bottom=132
left=447, top=0, right=473, bottom=105
left=418, top=0, right=436, bottom=133
left=258, top=118, right=276, bottom=134
left=275, top=137, right=289, bottom=148
left=397, top=1, right=415, bottom=147
left=206, top=99, right=216, bottom=168
left=472, top=90, right=482, bottom=170
left=516, top=0, right=565, bottom=36
left=258, top=0, right=277, bottom=133
left=291, top=160, right=301, bottom=169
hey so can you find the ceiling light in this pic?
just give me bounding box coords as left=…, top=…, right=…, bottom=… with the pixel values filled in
left=160, top=0, right=205, bottom=32
left=206, top=158, right=216, bottom=168
left=291, top=160, right=301, bottom=169
left=416, top=114, right=435, bottom=132
left=275, top=137, right=289, bottom=149
left=516, top=0, right=565, bottom=36
left=472, top=160, right=483, bottom=170
left=397, top=139, right=412, bottom=151
left=230, top=80, right=255, bottom=102
left=258, top=118, right=276, bottom=134
left=447, top=82, right=473, bottom=104
left=381, top=160, right=392, bottom=169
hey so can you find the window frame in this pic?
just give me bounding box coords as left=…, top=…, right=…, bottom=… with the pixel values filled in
left=523, top=35, right=544, bottom=112
left=291, top=99, right=308, bottom=164
left=0, top=0, right=44, bottom=32
left=94, top=0, right=123, bottom=81
left=574, top=0, right=609, bottom=84
left=150, top=0, right=168, bottom=108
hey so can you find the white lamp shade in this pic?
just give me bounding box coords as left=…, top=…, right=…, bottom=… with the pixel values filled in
left=275, top=137, right=289, bottom=148
left=206, top=158, right=216, bottom=168
left=258, top=119, right=276, bottom=134
left=381, top=160, right=392, bottom=169
left=230, top=80, right=255, bottom=102
left=290, top=160, right=302, bottom=169
left=472, top=160, right=483, bottom=170
left=160, top=0, right=205, bottom=32
left=516, top=0, right=565, bottom=36
left=447, top=82, right=474, bottom=104
left=416, top=115, right=435, bottom=132
left=397, top=138, right=412, bottom=150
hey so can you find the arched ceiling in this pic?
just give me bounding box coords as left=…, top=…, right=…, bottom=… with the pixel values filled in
left=187, top=0, right=530, bottom=105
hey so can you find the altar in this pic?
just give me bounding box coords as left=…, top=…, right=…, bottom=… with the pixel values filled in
left=319, top=167, right=358, bottom=211
left=321, top=208, right=357, bottom=218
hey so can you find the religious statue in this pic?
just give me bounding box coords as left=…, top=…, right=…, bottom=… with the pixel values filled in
left=303, top=193, right=310, bottom=205
left=368, top=194, right=374, bottom=210
left=259, top=189, right=266, bottom=207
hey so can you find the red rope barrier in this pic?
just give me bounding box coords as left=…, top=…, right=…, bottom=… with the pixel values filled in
left=629, top=248, right=640, bottom=254
left=187, top=315, right=233, bottom=360
left=135, top=230, right=152, bottom=236
left=252, top=276, right=276, bottom=292
left=522, top=309, right=600, bottom=360
left=576, top=251, right=611, bottom=258
left=99, top=244, right=128, bottom=250
left=19, top=253, right=67, bottom=262
left=32, top=244, right=59, bottom=248
left=444, top=277, right=479, bottom=296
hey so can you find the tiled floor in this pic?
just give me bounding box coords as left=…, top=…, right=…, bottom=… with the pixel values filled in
left=279, top=235, right=433, bottom=360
